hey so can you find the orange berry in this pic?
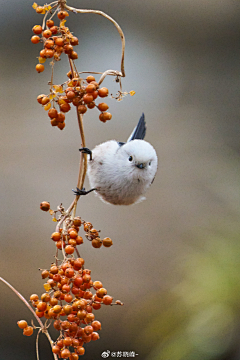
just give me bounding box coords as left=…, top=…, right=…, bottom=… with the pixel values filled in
left=70, top=353, right=79, bottom=360
left=98, top=87, right=109, bottom=97
left=46, top=19, right=54, bottom=27
left=77, top=105, right=87, bottom=114
left=58, top=122, right=65, bottom=130
left=66, top=90, right=75, bottom=100
left=55, top=37, right=64, bottom=46
left=48, top=108, right=58, bottom=119
left=45, top=39, right=54, bottom=49
left=61, top=349, right=71, bottom=359
left=52, top=345, right=60, bottom=354
left=63, top=44, right=73, bottom=54
left=50, top=118, right=58, bottom=127
left=99, top=113, right=106, bottom=123
left=102, top=237, right=113, bottom=247
left=40, top=201, right=50, bottom=211
left=92, top=302, right=101, bottom=310
left=103, top=112, right=112, bottom=121
left=37, top=94, right=45, bottom=104
left=41, top=293, right=51, bottom=302
left=98, top=103, right=109, bottom=112
left=86, top=75, right=96, bottom=83
left=85, top=312, right=95, bottom=323
left=83, top=274, right=91, bottom=283
left=23, top=326, right=34, bottom=336
left=60, top=102, right=71, bottom=113
left=69, top=230, right=78, bottom=239
left=56, top=112, right=65, bottom=123
left=91, top=332, right=100, bottom=341
left=93, top=281, right=103, bottom=290
left=65, top=267, right=75, bottom=278
left=36, top=64, right=44, bottom=73
left=17, top=320, right=28, bottom=329
left=75, top=236, right=83, bottom=245
left=41, top=96, right=50, bottom=105
left=45, top=49, right=54, bottom=58
left=91, top=81, right=99, bottom=88
left=57, top=10, right=68, bottom=19
left=77, top=310, right=87, bottom=320
left=43, top=29, right=52, bottom=38
left=50, top=297, right=58, bottom=306
left=50, top=265, right=58, bottom=274
left=31, top=35, right=40, bottom=44
left=92, top=238, right=102, bottom=248
left=65, top=245, right=75, bottom=254
left=63, top=337, right=72, bottom=347
left=73, top=217, right=82, bottom=227
left=53, top=305, right=62, bottom=314
left=50, top=25, right=58, bottom=34
left=51, top=232, right=61, bottom=242
left=70, top=36, right=79, bottom=46
left=103, top=295, right=113, bottom=305
left=87, top=102, right=95, bottom=109
left=69, top=51, right=78, bottom=60
left=83, top=94, right=93, bottom=104
left=76, top=347, right=85, bottom=356
left=92, top=320, right=101, bottom=331
left=86, top=84, right=96, bottom=93
left=41, top=270, right=49, bottom=279
left=84, top=325, right=93, bottom=335
left=32, top=25, right=42, bottom=34
left=64, top=294, right=73, bottom=303
left=74, top=276, right=83, bottom=287
left=37, top=301, right=47, bottom=311
left=96, top=288, right=107, bottom=298
left=39, top=49, right=47, bottom=58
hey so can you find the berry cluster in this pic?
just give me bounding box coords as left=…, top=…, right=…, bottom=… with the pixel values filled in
left=32, top=14, right=78, bottom=71
left=18, top=256, right=123, bottom=359
left=40, top=201, right=113, bottom=250
left=17, top=202, right=122, bottom=359
left=37, top=75, right=112, bottom=130
left=32, top=9, right=112, bottom=130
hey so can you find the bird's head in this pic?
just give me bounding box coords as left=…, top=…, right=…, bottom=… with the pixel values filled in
left=120, top=139, right=158, bottom=174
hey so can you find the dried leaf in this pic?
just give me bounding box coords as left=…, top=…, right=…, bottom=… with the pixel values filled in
left=60, top=19, right=66, bottom=27
left=44, top=102, right=51, bottom=110
left=38, top=57, right=46, bottom=64
left=43, top=283, right=51, bottom=292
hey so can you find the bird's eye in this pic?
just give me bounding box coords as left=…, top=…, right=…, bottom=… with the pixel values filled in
left=129, top=156, right=133, bottom=162
left=149, top=161, right=151, bottom=166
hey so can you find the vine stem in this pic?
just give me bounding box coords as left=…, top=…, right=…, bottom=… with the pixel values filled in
left=64, top=4, right=126, bottom=81
left=0, top=277, right=58, bottom=360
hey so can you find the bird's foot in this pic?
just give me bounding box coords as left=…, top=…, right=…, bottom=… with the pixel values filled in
left=79, top=147, right=92, bottom=160
left=72, top=187, right=96, bottom=196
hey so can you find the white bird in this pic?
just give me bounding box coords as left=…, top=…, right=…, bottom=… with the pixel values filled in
left=73, top=113, right=158, bottom=205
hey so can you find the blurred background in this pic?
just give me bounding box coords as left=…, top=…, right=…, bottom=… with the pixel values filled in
left=1, top=0, right=240, bottom=359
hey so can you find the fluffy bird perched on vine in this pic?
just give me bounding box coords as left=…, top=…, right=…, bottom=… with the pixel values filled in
left=73, top=113, right=158, bottom=205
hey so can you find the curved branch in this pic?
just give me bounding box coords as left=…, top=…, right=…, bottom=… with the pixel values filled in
left=0, top=277, right=57, bottom=360
left=65, top=4, right=125, bottom=78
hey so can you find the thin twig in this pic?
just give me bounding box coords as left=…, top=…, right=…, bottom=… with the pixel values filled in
left=64, top=4, right=125, bottom=79
left=0, top=277, right=58, bottom=360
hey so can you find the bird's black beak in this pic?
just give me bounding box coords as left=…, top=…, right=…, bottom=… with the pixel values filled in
left=136, top=163, right=145, bottom=169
